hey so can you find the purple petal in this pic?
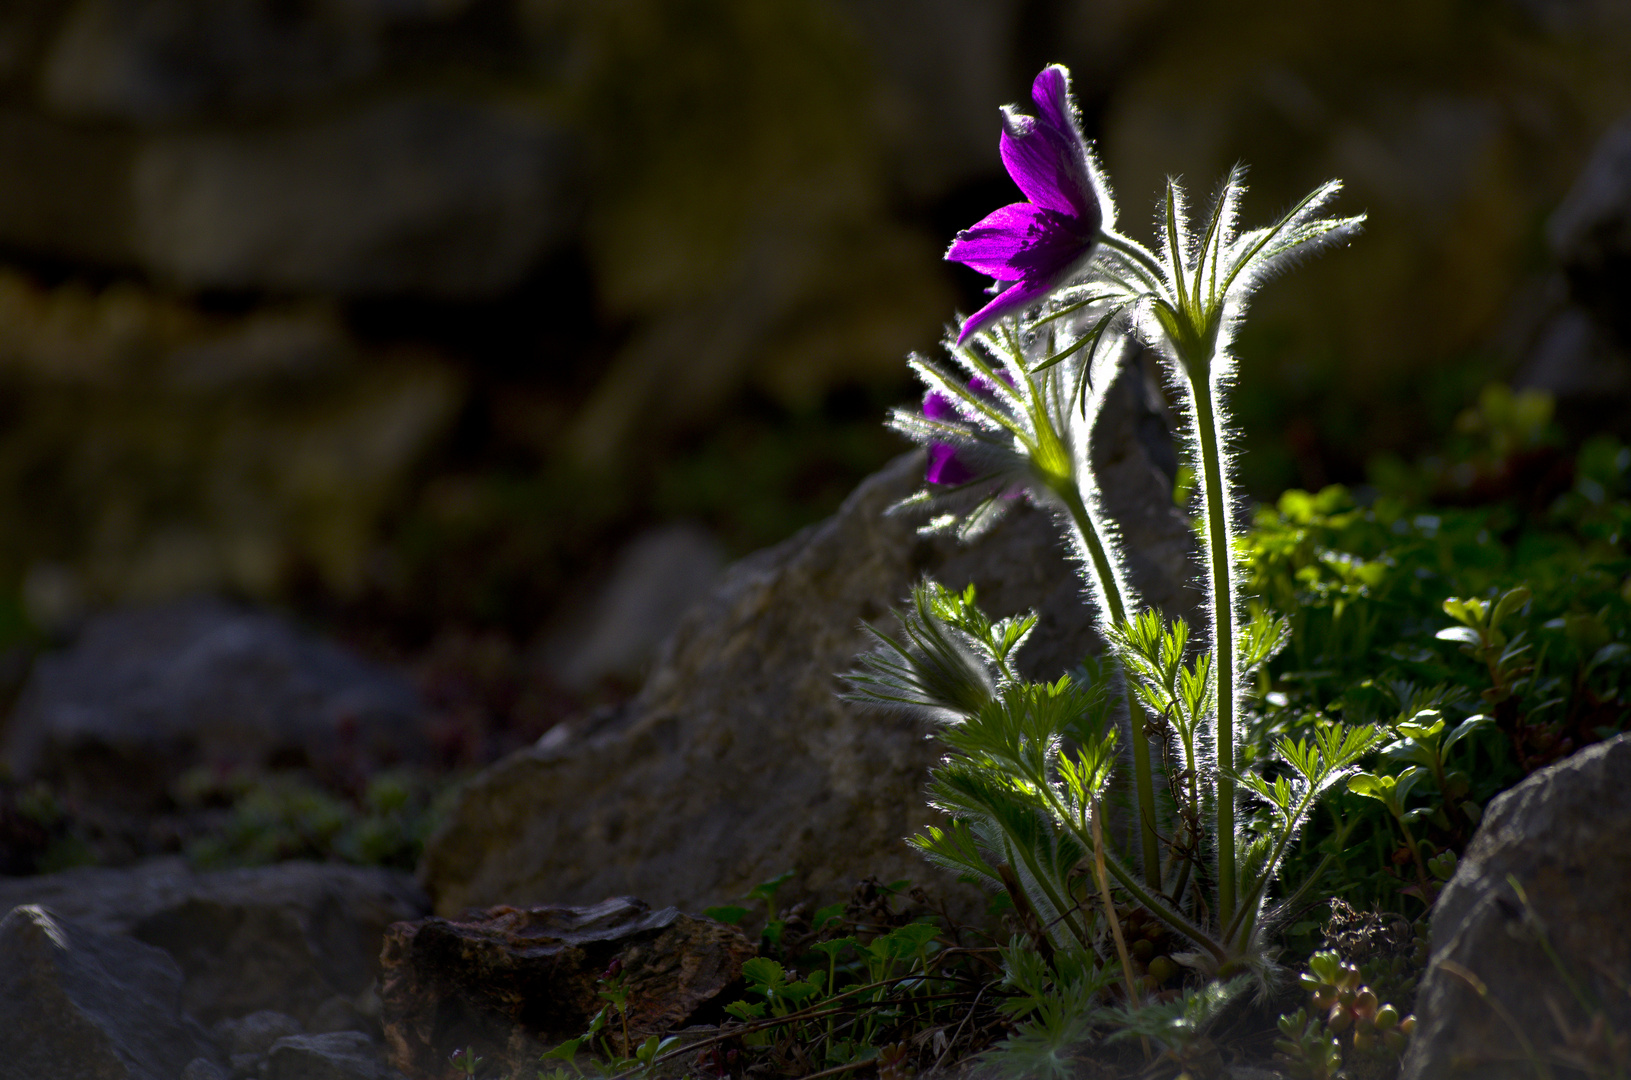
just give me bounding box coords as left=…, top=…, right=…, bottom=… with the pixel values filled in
left=956, top=276, right=1056, bottom=345
left=923, top=389, right=958, bottom=422
left=1030, top=66, right=1074, bottom=135
left=969, top=370, right=1015, bottom=396
left=945, top=202, right=1087, bottom=281
left=926, top=443, right=975, bottom=485
left=999, top=112, right=1088, bottom=218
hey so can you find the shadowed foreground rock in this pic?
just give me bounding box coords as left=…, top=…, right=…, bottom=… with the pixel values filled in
left=0, top=904, right=218, bottom=1080
left=380, top=897, right=754, bottom=1077
left=1402, top=733, right=1631, bottom=1079
left=0, top=857, right=428, bottom=1027
left=419, top=363, right=1199, bottom=918
left=264, top=1032, right=403, bottom=1080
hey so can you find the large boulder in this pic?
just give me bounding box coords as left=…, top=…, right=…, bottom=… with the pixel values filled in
left=0, top=857, right=429, bottom=1027
left=419, top=364, right=1199, bottom=917
left=0, top=904, right=218, bottom=1080
left=542, top=523, right=727, bottom=692
left=1402, top=733, right=1631, bottom=1079
left=4, top=596, right=434, bottom=811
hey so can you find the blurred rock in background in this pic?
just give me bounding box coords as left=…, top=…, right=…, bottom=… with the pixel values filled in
left=0, top=0, right=1621, bottom=737
left=1514, top=108, right=1631, bottom=434
left=541, top=522, right=725, bottom=693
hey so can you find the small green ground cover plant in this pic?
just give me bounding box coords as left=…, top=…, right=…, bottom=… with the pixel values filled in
left=1251, top=406, right=1631, bottom=917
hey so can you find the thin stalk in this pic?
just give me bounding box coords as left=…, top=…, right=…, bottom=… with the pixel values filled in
left=1056, top=482, right=1125, bottom=625
left=1395, top=812, right=1435, bottom=905
left=1094, top=836, right=1229, bottom=965
left=1185, top=369, right=1238, bottom=926
left=1092, top=802, right=1143, bottom=1010
left=1019, top=744, right=1227, bottom=963
left=1055, top=481, right=1163, bottom=889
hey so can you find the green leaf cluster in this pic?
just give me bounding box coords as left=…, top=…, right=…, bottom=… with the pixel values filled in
left=1245, top=434, right=1631, bottom=911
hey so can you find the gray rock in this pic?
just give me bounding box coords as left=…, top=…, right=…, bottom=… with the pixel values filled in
left=0, top=904, right=216, bottom=1080
left=309, top=994, right=369, bottom=1035
left=545, top=522, right=727, bottom=691
left=181, top=1059, right=228, bottom=1080
left=4, top=596, right=432, bottom=811
left=420, top=363, right=1198, bottom=917
left=213, top=1010, right=303, bottom=1060
left=131, top=93, right=578, bottom=298
left=263, top=1032, right=397, bottom=1080
left=1513, top=288, right=1629, bottom=403
left=0, top=857, right=429, bottom=1026
left=1402, top=733, right=1631, bottom=1079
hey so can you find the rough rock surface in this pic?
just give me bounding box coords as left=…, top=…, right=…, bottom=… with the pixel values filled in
left=4, top=596, right=433, bottom=810
left=420, top=364, right=1199, bottom=917
left=0, top=857, right=428, bottom=1026
left=1402, top=733, right=1631, bottom=1079
left=0, top=903, right=218, bottom=1080
left=380, top=897, right=754, bottom=1077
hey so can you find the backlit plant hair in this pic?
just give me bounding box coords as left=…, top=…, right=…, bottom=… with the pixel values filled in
left=843, top=63, right=1375, bottom=988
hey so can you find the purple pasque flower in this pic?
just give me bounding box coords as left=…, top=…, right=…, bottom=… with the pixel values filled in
left=945, top=65, right=1107, bottom=344
left=923, top=373, right=1011, bottom=485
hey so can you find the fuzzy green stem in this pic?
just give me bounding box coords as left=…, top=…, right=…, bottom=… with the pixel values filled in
left=1185, top=369, right=1238, bottom=928
left=1055, top=480, right=1163, bottom=890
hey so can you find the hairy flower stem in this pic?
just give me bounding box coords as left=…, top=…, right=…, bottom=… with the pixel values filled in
left=1183, top=367, right=1238, bottom=928
left=1055, top=480, right=1163, bottom=889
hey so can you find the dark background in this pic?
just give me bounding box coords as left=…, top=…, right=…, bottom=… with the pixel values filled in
left=0, top=0, right=1626, bottom=723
